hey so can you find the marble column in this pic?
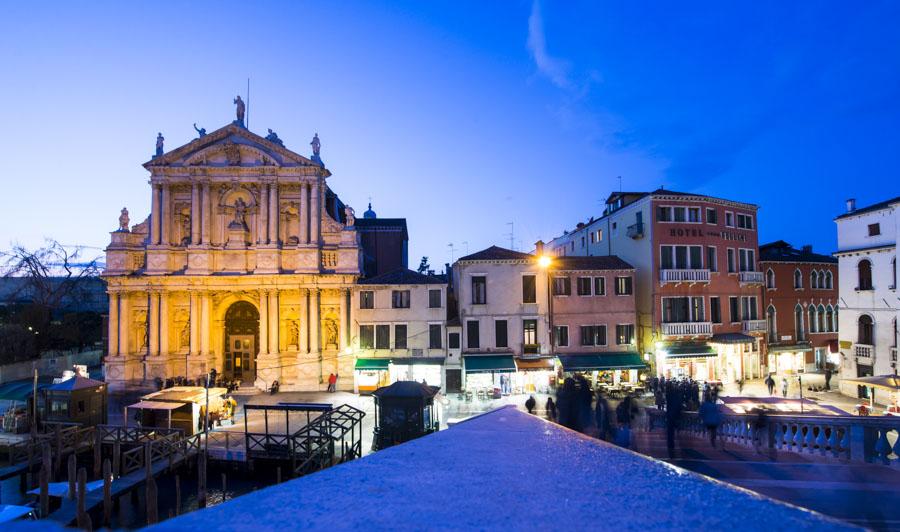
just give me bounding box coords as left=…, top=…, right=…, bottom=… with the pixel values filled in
left=160, top=185, right=171, bottom=246
left=309, top=289, right=320, bottom=354
left=151, top=184, right=161, bottom=245
left=108, top=293, right=119, bottom=356
left=268, top=183, right=279, bottom=245
left=118, top=295, right=130, bottom=355
left=258, top=290, right=269, bottom=356
left=310, top=182, right=320, bottom=244
left=298, top=289, right=308, bottom=354
left=148, top=291, right=160, bottom=356
left=189, top=292, right=200, bottom=356
left=299, top=183, right=309, bottom=244
left=258, top=183, right=268, bottom=245
left=191, top=183, right=201, bottom=245
left=268, top=290, right=279, bottom=355
left=339, top=289, right=348, bottom=352
left=200, top=292, right=210, bottom=356
left=159, top=291, right=169, bottom=356
left=200, top=182, right=210, bottom=245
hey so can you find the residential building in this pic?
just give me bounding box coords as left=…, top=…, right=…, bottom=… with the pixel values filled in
left=547, top=189, right=765, bottom=383
left=759, top=241, right=839, bottom=375
left=103, top=118, right=362, bottom=391
left=834, top=197, right=900, bottom=399
left=352, top=268, right=447, bottom=393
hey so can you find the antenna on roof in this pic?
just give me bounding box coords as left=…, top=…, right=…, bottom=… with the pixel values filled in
left=448, top=243, right=456, bottom=263
left=617, top=176, right=622, bottom=193
left=462, top=241, right=469, bottom=254
left=246, top=77, right=251, bottom=129
left=506, top=222, right=515, bottom=250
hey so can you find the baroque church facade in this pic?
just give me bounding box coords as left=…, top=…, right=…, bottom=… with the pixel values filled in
left=103, top=111, right=361, bottom=391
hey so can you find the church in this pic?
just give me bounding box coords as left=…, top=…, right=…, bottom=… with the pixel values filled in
left=103, top=102, right=370, bottom=391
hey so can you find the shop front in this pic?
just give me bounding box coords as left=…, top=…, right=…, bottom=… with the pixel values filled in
left=463, top=354, right=516, bottom=395
left=765, top=344, right=811, bottom=376
left=513, top=357, right=557, bottom=394
left=709, top=333, right=757, bottom=383
left=354, top=358, right=392, bottom=394
left=391, top=358, right=445, bottom=390
left=558, top=353, right=647, bottom=388
left=656, top=343, right=718, bottom=382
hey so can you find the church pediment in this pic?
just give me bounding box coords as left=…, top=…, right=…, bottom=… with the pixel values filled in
left=145, top=123, right=323, bottom=171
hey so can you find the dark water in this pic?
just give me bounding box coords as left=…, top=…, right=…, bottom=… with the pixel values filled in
left=0, top=461, right=281, bottom=529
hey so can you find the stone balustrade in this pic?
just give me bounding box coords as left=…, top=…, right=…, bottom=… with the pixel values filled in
left=660, top=269, right=711, bottom=284
left=855, top=344, right=874, bottom=358
left=742, top=319, right=767, bottom=333
left=661, top=321, right=713, bottom=337
left=738, top=271, right=764, bottom=285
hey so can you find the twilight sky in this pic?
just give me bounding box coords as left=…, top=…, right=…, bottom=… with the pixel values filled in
left=1, top=1, right=898, bottom=269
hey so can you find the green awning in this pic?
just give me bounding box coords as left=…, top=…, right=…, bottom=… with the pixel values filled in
left=464, top=355, right=516, bottom=373
left=767, top=344, right=813, bottom=354
left=355, top=358, right=391, bottom=370
left=391, top=357, right=445, bottom=366
left=559, top=353, right=646, bottom=371
left=663, top=344, right=716, bottom=358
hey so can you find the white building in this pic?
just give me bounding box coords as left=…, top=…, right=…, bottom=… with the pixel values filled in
left=834, top=197, right=899, bottom=400
left=351, top=269, right=448, bottom=393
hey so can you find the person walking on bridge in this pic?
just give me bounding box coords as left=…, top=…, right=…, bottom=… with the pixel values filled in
left=765, top=374, right=775, bottom=395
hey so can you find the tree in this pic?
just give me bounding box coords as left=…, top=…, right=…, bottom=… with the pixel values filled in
left=417, top=256, right=430, bottom=274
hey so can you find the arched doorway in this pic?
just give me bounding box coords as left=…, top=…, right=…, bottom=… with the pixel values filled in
left=224, top=301, right=259, bottom=383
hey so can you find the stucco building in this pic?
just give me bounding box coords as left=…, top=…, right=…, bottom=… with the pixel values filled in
left=759, top=241, right=839, bottom=375
left=834, top=197, right=899, bottom=399
left=104, top=113, right=363, bottom=391
left=547, top=189, right=765, bottom=383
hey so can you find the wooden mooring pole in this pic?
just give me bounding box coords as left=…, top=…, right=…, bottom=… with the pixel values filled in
left=175, top=474, right=181, bottom=516
left=76, top=467, right=93, bottom=531
left=102, top=458, right=112, bottom=527
left=221, top=472, right=227, bottom=502
left=68, top=453, right=77, bottom=500
left=197, top=451, right=207, bottom=509
left=39, top=445, right=50, bottom=518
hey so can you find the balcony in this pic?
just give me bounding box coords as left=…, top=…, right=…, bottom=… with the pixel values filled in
left=661, top=322, right=713, bottom=337
left=741, top=319, right=767, bottom=334
left=738, top=271, right=764, bottom=285
left=522, top=343, right=541, bottom=355
left=855, top=344, right=873, bottom=358
left=626, top=222, right=644, bottom=240
left=660, top=269, right=711, bottom=285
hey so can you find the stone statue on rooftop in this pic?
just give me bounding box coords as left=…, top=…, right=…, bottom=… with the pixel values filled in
left=193, top=123, right=206, bottom=137
left=234, top=95, right=245, bottom=125
left=310, top=133, right=321, bottom=157
left=265, top=128, right=284, bottom=146
left=118, top=207, right=130, bottom=232
left=344, top=205, right=355, bottom=227
left=155, top=133, right=164, bottom=156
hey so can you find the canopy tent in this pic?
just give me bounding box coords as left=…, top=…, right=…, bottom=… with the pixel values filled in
left=558, top=353, right=646, bottom=372
left=463, top=355, right=516, bottom=373
left=355, top=358, right=391, bottom=370
left=662, top=344, right=716, bottom=358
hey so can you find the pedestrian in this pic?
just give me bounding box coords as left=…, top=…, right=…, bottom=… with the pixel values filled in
left=736, top=378, right=744, bottom=395
left=546, top=397, right=557, bottom=421
left=824, top=367, right=833, bottom=391
left=595, top=395, right=611, bottom=441
left=556, top=378, right=578, bottom=431
left=665, top=383, right=683, bottom=457
left=781, top=377, right=788, bottom=398
left=327, top=372, right=337, bottom=393
left=699, top=395, right=722, bottom=448
left=765, top=374, right=775, bottom=395
left=525, top=395, right=536, bottom=414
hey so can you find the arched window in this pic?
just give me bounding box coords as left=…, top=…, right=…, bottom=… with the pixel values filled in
left=818, top=271, right=825, bottom=289
left=766, top=268, right=775, bottom=289
left=794, top=269, right=803, bottom=289
left=858, top=259, right=873, bottom=290
left=808, top=306, right=817, bottom=334
left=767, top=305, right=777, bottom=343
left=795, top=304, right=805, bottom=341
left=810, top=271, right=818, bottom=289
left=825, top=305, right=835, bottom=333
left=817, top=304, right=826, bottom=333
left=858, top=315, right=874, bottom=345
left=825, top=270, right=833, bottom=290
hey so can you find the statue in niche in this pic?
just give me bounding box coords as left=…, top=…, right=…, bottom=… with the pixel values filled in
left=135, top=311, right=148, bottom=350
left=155, top=133, right=165, bottom=157
left=179, top=208, right=191, bottom=245
left=344, top=205, right=355, bottom=227
left=289, top=321, right=299, bottom=348
left=118, top=207, right=130, bottom=232
left=234, top=95, right=246, bottom=125
left=231, top=198, right=248, bottom=228
left=324, top=318, right=338, bottom=349
left=265, top=129, right=284, bottom=146
left=180, top=323, right=190, bottom=350
left=193, top=123, right=206, bottom=137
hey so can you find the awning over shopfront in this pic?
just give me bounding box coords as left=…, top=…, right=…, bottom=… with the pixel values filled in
left=515, top=357, right=555, bottom=371
left=709, top=333, right=755, bottom=345
left=827, top=340, right=839, bottom=353
left=767, top=344, right=813, bottom=354
left=463, top=355, right=516, bottom=373
left=559, top=353, right=646, bottom=372
left=392, top=357, right=445, bottom=366
left=355, top=358, right=391, bottom=370
left=663, top=344, right=716, bottom=359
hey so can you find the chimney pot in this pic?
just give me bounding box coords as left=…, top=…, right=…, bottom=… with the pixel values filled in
left=846, top=198, right=856, bottom=213
left=535, top=240, right=545, bottom=255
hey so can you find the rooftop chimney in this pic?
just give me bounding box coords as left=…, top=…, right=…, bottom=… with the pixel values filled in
left=846, top=198, right=856, bottom=213
left=801, top=245, right=812, bottom=254
left=535, top=240, right=545, bottom=256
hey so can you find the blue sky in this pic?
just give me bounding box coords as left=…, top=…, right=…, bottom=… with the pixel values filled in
left=1, top=1, right=898, bottom=268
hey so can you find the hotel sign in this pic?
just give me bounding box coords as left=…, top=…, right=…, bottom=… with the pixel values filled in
left=668, top=228, right=747, bottom=242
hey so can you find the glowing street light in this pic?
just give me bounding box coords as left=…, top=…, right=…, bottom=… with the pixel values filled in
left=537, top=255, right=552, bottom=269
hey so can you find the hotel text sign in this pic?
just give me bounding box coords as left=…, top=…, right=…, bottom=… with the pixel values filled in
left=669, top=228, right=747, bottom=242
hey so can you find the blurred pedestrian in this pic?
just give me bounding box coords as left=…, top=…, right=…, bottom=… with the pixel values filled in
left=781, top=377, right=789, bottom=398
left=546, top=397, right=557, bottom=421
left=665, top=383, right=683, bottom=457
left=595, top=395, right=611, bottom=441
left=765, top=374, right=775, bottom=395
left=699, top=395, right=722, bottom=448
left=525, top=395, right=536, bottom=414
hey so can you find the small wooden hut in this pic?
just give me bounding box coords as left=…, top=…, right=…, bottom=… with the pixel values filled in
left=41, top=376, right=108, bottom=426
left=372, top=381, right=441, bottom=450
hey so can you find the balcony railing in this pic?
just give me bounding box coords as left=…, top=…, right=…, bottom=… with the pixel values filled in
left=855, top=344, right=873, bottom=358
left=738, top=271, right=764, bottom=285
left=661, top=322, right=713, bottom=337
left=660, top=269, right=710, bottom=284
left=891, top=347, right=897, bottom=363
left=741, top=319, right=767, bottom=333
left=522, top=343, right=541, bottom=355
left=626, top=222, right=644, bottom=239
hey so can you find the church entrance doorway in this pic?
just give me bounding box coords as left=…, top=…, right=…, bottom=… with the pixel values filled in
left=224, top=301, right=259, bottom=383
